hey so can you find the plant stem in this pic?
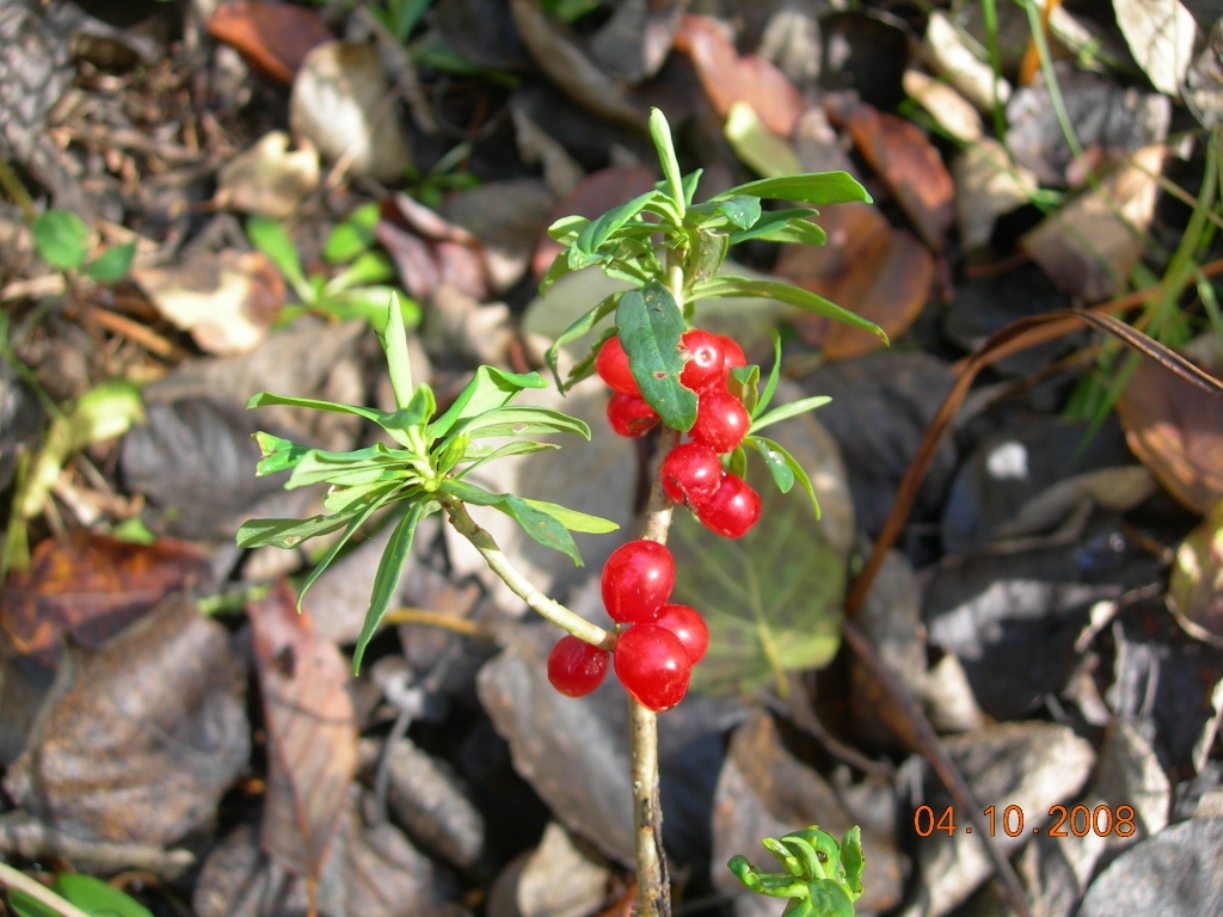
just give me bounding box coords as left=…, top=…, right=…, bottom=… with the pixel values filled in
left=439, top=496, right=616, bottom=651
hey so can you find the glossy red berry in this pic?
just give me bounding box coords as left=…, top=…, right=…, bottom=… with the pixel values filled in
left=660, top=441, right=722, bottom=507
left=652, top=603, right=709, bottom=665
left=614, top=623, right=692, bottom=711
left=698, top=473, right=761, bottom=538
left=720, top=336, right=747, bottom=375
left=607, top=392, right=659, bottom=437
left=547, top=635, right=610, bottom=697
left=679, top=329, right=725, bottom=392
left=596, top=335, right=639, bottom=395
left=691, top=389, right=750, bottom=453
left=602, top=540, right=675, bottom=623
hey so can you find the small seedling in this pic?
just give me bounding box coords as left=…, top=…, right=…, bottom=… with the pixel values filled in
left=33, top=210, right=135, bottom=284
left=729, top=825, right=865, bottom=917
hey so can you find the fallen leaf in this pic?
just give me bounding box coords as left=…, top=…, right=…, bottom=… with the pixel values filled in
left=205, top=0, right=333, bottom=84
left=379, top=193, right=491, bottom=302
left=674, top=14, right=807, bottom=136
left=1169, top=499, right=1223, bottom=643
left=435, top=0, right=530, bottom=71
left=585, top=0, right=685, bottom=85
left=441, top=179, right=555, bottom=294
left=904, top=68, right=984, bottom=143
left=1, top=532, right=210, bottom=663
left=214, top=131, right=320, bottom=219
left=775, top=201, right=933, bottom=359
left=1022, top=145, right=1166, bottom=301
left=952, top=136, right=1039, bottom=251
left=249, top=584, right=357, bottom=881
left=724, top=101, right=802, bottom=178
left=511, top=821, right=611, bottom=917
left=1115, top=0, right=1196, bottom=97
left=290, top=41, right=413, bottom=182
left=4, top=597, right=249, bottom=845
left=920, top=10, right=1011, bottom=112
left=132, top=249, right=284, bottom=355
left=838, top=101, right=955, bottom=249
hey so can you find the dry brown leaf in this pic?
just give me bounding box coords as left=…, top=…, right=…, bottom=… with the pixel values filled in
left=250, top=584, right=358, bottom=881
left=4, top=597, right=249, bottom=845
left=674, top=15, right=807, bottom=137
left=839, top=101, right=955, bottom=249
left=903, top=69, right=983, bottom=143
left=1115, top=354, right=1223, bottom=514
left=205, top=0, right=333, bottom=85
left=132, top=249, right=284, bottom=355
left=1169, top=500, right=1223, bottom=644
left=775, top=201, right=933, bottom=358
left=214, top=131, right=320, bottom=219
left=1, top=532, right=210, bottom=663
left=379, top=193, right=491, bottom=302
left=952, top=136, right=1039, bottom=251
left=1022, top=145, right=1166, bottom=301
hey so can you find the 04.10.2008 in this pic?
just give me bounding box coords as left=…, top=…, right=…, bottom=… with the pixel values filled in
left=913, top=804, right=1136, bottom=838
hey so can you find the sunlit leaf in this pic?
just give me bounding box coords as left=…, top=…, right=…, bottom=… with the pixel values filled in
left=33, top=210, right=90, bottom=271
left=616, top=281, right=698, bottom=431
left=430, top=366, right=548, bottom=438
left=712, top=172, right=872, bottom=207
left=450, top=406, right=591, bottom=440
left=746, top=435, right=821, bottom=519
left=237, top=511, right=358, bottom=550
left=544, top=291, right=623, bottom=389
left=85, top=241, right=136, bottom=284
left=727, top=209, right=826, bottom=246
left=695, top=276, right=887, bottom=342
left=247, top=215, right=308, bottom=292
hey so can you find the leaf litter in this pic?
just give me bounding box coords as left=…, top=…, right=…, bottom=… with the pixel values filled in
left=4, top=1, right=1223, bottom=915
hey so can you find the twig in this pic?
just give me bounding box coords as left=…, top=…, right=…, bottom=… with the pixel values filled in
left=0, top=814, right=194, bottom=877
left=0, top=862, right=92, bottom=917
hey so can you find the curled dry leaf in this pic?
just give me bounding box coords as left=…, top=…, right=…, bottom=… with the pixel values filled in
left=249, top=584, right=358, bottom=881
left=674, top=14, right=807, bottom=137
left=214, top=130, right=320, bottom=219
left=205, top=0, right=333, bottom=84
left=0, top=531, right=210, bottom=663
left=835, top=100, right=955, bottom=249
left=1114, top=352, right=1223, bottom=514
left=775, top=201, right=933, bottom=359
left=290, top=41, right=412, bottom=182
left=1169, top=499, right=1223, bottom=644
left=379, top=193, right=491, bottom=302
left=4, top=597, right=249, bottom=845
left=132, top=249, right=284, bottom=355
left=1022, top=145, right=1166, bottom=301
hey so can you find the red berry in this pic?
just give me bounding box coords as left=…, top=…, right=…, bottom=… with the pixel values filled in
left=596, top=335, right=639, bottom=395
left=614, top=623, right=692, bottom=711
left=652, top=603, right=709, bottom=665
left=547, top=635, right=610, bottom=697
left=679, top=329, right=725, bottom=392
left=660, top=441, right=722, bottom=507
left=607, top=392, right=659, bottom=437
left=602, top=540, right=675, bottom=623
left=691, top=389, right=750, bottom=453
left=698, top=473, right=761, bottom=538
left=721, top=336, right=747, bottom=375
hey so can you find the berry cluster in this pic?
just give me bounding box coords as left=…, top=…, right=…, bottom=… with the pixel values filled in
left=546, top=540, right=708, bottom=711
left=598, top=330, right=762, bottom=539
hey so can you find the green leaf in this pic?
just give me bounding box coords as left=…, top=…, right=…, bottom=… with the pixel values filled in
left=454, top=439, right=560, bottom=475
left=669, top=486, right=840, bottom=696
left=495, top=494, right=584, bottom=564
left=6, top=889, right=60, bottom=917
left=685, top=228, right=730, bottom=287
left=570, top=190, right=659, bottom=266
left=318, top=286, right=421, bottom=328
left=247, top=392, right=413, bottom=448
left=352, top=500, right=433, bottom=673
left=430, top=366, right=548, bottom=438
left=453, top=406, right=591, bottom=439
left=750, top=394, right=832, bottom=434
left=33, top=210, right=91, bottom=271
left=649, top=107, right=685, bottom=212
left=237, top=511, right=357, bottom=549
left=84, top=241, right=136, bottom=283
left=543, top=291, right=623, bottom=389
left=746, top=436, right=821, bottom=519
left=247, top=216, right=309, bottom=294
left=840, top=826, right=865, bottom=899
left=285, top=452, right=409, bottom=490
left=40, top=873, right=155, bottom=917
left=727, top=209, right=826, bottom=246
left=520, top=498, right=619, bottom=533
left=538, top=249, right=573, bottom=294
left=688, top=195, right=762, bottom=231
left=323, top=251, right=395, bottom=293
left=711, top=171, right=873, bottom=206
left=323, top=202, right=381, bottom=263
left=298, top=483, right=400, bottom=612
left=680, top=168, right=704, bottom=206
left=724, top=101, right=803, bottom=178
left=756, top=329, right=783, bottom=419
left=695, top=276, right=887, bottom=342
left=379, top=294, right=415, bottom=410
left=616, top=281, right=698, bottom=431
left=547, top=214, right=590, bottom=243
left=323, top=478, right=406, bottom=514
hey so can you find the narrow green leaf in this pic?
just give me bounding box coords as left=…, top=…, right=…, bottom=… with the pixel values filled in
left=322, top=251, right=395, bottom=293
left=253, top=432, right=311, bottom=475
left=55, top=873, right=155, bottom=917
left=688, top=195, right=762, bottom=230
left=649, top=108, right=685, bottom=212
left=750, top=395, right=832, bottom=434
left=685, top=228, right=730, bottom=286
left=454, top=406, right=591, bottom=439
left=352, top=500, right=432, bottom=673
left=379, top=293, right=415, bottom=410
left=748, top=436, right=821, bottom=519
left=430, top=366, right=547, bottom=438
left=286, top=454, right=408, bottom=490
left=434, top=431, right=470, bottom=475
left=454, top=440, right=559, bottom=475
left=711, top=172, right=872, bottom=206
left=247, top=216, right=309, bottom=292
left=543, top=292, right=623, bottom=389
left=33, top=210, right=90, bottom=270
left=6, top=889, right=60, bottom=917
left=755, top=330, right=783, bottom=419
left=323, top=201, right=380, bottom=263
left=747, top=436, right=794, bottom=493
left=572, top=190, right=658, bottom=260
left=547, top=214, right=590, bottom=243
left=680, top=168, right=704, bottom=205
left=841, top=826, right=865, bottom=898
left=727, top=209, right=826, bottom=246
left=84, top=241, right=136, bottom=283
left=323, top=479, right=405, bottom=514
left=616, top=281, right=698, bottom=431
left=300, top=485, right=399, bottom=608
left=695, top=276, right=887, bottom=342
left=538, top=250, right=573, bottom=294
left=319, top=286, right=421, bottom=327
left=439, top=478, right=497, bottom=504
left=246, top=392, right=412, bottom=447
left=496, top=494, right=583, bottom=564
left=236, top=511, right=357, bottom=549
left=520, top=498, right=619, bottom=533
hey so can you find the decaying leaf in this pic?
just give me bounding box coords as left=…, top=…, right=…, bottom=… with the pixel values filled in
left=920, top=10, right=1011, bottom=112
left=4, top=597, right=249, bottom=845
left=205, top=0, right=333, bottom=84
left=1114, top=0, right=1196, bottom=98
left=249, top=585, right=357, bottom=881
left=952, top=136, right=1039, bottom=251
left=379, top=193, right=492, bottom=302
left=724, top=101, right=802, bottom=178
left=214, top=131, right=320, bottom=219
left=0, top=532, right=210, bottom=662
left=1169, top=499, right=1223, bottom=643
left=1022, top=145, right=1166, bottom=301
left=132, top=249, right=284, bottom=355
left=904, top=69, right=983, bottom=143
